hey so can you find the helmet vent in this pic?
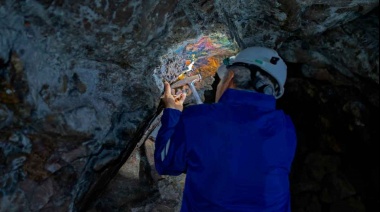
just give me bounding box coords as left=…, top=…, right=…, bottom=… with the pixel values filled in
left=270, top=57, right=280, bottom=65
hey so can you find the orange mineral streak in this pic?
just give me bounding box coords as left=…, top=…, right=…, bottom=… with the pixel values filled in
left=197, top=57, right=221, bottom=78
left=177, top=73, right=186, bottom=80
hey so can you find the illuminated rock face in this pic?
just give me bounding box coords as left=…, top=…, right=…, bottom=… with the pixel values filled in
left=0, top=0, right=378, bottom=211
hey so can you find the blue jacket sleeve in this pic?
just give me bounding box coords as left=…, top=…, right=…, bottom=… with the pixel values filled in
left=154, top=108, right=187, bottom=176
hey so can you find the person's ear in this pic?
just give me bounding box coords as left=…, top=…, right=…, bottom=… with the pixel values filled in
left=226, top=70, right=235, bottom=88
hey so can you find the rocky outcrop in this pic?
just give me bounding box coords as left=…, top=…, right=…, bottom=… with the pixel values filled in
left=279, top=7, right=379, bottom=106
left=1, top=0, right=378, bottom=211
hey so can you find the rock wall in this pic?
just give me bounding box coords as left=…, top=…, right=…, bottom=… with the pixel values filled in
left=0, top=0, right=378, bottom=211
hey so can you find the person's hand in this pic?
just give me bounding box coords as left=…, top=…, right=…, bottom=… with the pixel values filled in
left=162, top=81, right=187, bottom=111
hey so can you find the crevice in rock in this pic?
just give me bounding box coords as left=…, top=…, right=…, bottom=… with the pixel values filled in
left=77, top=103, right=165, bottom=212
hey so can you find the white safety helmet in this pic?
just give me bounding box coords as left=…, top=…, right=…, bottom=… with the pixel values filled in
left=220, top=47, right=287, bottom=99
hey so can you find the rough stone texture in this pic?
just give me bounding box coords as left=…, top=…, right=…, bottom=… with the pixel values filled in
left=214, top=0, right=378, bottom=48
left=278, top=70, right=378, bottom=211
left=90, top=138, right=185, bottom=212
left=1, top=0, right=379, bottom=212
left=1, top=0, right=182, bottom=210
left=279, top=7, right=379, bottom=106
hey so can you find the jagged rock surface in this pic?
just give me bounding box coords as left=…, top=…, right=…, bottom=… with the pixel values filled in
left=0, top=0, right=378, bottom=211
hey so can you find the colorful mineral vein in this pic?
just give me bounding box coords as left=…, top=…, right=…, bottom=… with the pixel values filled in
left=155, top=33, right=238, bottom=100
left=177, top=33, right=238, bottom=78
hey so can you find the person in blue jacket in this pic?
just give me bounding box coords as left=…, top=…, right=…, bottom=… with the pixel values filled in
left=154, top=46, right=297, bottom=212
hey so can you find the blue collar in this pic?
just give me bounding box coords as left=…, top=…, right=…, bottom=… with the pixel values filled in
left=218, top=89, right=276, bottom=110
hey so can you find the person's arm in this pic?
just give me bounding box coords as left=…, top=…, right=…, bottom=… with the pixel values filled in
left=154, top=82, right=187, bottom=175
left=154, top=108, right=187, bottom=175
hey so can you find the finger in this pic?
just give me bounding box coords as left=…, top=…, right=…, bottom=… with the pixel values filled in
left=164, top=81, right=172, bottom=96
left=178, top=93, right=187, bottom=104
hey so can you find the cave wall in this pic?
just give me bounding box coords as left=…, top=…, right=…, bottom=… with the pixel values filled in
left=0, top=0, right=197, bottom=210
left=0, top=0, right=378, bottom=211
left=278, top=8, right=379, bottom=211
